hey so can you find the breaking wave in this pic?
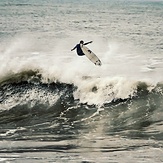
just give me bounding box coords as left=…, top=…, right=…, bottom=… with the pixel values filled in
left=1, top=69, right=163, bottom=107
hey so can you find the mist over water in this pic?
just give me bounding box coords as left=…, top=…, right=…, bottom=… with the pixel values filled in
left=0, top=0, right=163, bottom=162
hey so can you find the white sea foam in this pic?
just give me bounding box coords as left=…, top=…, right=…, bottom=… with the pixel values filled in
left=0, top=34, right=162, bottom=88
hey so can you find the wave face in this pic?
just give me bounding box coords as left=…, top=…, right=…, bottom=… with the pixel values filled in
left=1, top=70, right=163, bottom=137
left=0, top=71, right=163, bottom=162
left=0, top=0, right=163, bottom=162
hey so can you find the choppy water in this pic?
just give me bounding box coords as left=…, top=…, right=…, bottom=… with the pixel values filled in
left=0, top=0, right=163, bottom=162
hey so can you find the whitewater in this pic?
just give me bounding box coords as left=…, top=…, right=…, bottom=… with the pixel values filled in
left=0, top=0, right=163, bottom=162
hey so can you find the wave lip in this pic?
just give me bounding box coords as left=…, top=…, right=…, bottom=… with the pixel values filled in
left=0, top=70, right=41, bottom=86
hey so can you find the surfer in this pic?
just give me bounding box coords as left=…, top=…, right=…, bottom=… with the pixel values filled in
left=71, top=40, right=93, bottom=56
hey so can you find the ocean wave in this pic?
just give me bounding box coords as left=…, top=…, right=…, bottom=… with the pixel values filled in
left=0, top=72, right=163, bottom=142
left=0, top=70, right=40, bottom=86
left=0, top=69, right=163, bottom=107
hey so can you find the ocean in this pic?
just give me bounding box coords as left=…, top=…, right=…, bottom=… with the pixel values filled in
left=0, top=0, right=163, bottom=162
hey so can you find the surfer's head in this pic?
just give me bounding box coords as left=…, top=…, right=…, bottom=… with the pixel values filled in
left=80, top=40, right=84, bottom=44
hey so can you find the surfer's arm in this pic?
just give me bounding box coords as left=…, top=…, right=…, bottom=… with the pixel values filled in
left=84, top=41, right=93, bottom=45
left=71, top=45, right=77, bottom=51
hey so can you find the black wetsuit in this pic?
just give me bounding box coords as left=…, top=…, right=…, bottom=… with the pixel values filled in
left=75, top=44, right=85, bottom=56
left=73, top=42, right=92, bottom=56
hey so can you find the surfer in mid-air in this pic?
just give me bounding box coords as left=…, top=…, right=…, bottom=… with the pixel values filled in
left=71, top=40, right=92, bottom=56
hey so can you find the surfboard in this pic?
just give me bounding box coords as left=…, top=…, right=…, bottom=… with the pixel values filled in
left=80, top=44, right=102, bottom=66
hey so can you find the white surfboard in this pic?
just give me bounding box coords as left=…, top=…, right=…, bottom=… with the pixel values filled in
left=80, top=44, right=102, bottom=66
